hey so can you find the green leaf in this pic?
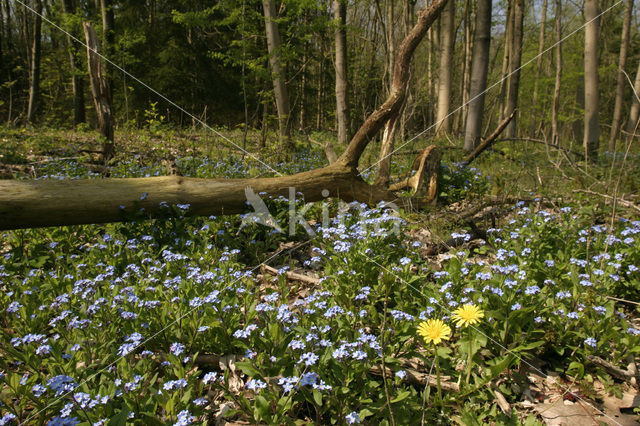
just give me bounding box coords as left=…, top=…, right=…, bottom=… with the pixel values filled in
left=390, top=389, right=411, bottom=404
left=138, top=412, right=165, bottom=426
left=359, top=408, right=374, bottom=419
left=254, top=394, right=271, bottom=422
left=566, top=361, right=584, bottom=379
left=236, top=361, right=261, bottom=378
left=312, top=389, right=323, bottom=406
left=107, top=404, right=130, bottom=426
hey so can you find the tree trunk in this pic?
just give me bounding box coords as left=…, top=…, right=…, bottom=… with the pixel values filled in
left=551, top=0, right=562, bottom=146
left=456, top=0, right=472, bottom=135
left=463, top=0, right=492, bottom=153
left=0, top=1, right=449, bottom=231
left=374, top=0, right=399, bottom=187
left=435, top=0, right=454, bottom=137
left=530, top=0, right=547, bottom=137
left=584, top=0, right=600, bottom=162
left=625, top=59, right=640, bottom=135
left=384, top=0, right=395, bottom=95
left=3, top=0, right=11, bottom=54
left=497, top=0, right=513, bottom=123
left=83, top=22, right=114, bottom=161
left=505, top=0, right=523, bottom=138
left=26, top=0, right=42, bottom=124
left=0, top=0, right=4, bottom=76
left=100, top=0, right=114, bottom=103
left=316, top=41, right=325, bottom=130
left=61, top=0, right=86, bottom=126
left=262, top=0, right=291, bottom=143
left=334, top=0, right=349, bottom=145
left=608, top=0, right=632, bottom=151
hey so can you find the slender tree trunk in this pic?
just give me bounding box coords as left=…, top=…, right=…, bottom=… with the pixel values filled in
left=262, top=0, right=291, bottom=142
left=99, top=0, right=114, bottom=103
left=0, top=0, right=4, bottom=75
left=584, top=0, right=600, bottom=161
left=26, top=0, right=42, bottom=124
left=4, top=0, right=11, bottom=54
left=385, top=0, right=395, bottom=95
left=316, top=41, right=325, bottom=130
left=625, top=59, right=640, bottom=135
left=497, top=0, right=513, bottom=122
left=374, top=0, right=449, bottom=187
left=428, top=9, right=439, bottom=124
left=456, top=0, right=472, bottom=135
left=61, top=0, right=86, bottom=126
left=463, top=0, right=492, bottom=152
left=608, top=0, right=632, bottom=150
left=334, top=0, right=349, bottom=145
left=435, top=0, right=454, bottom=137
left=530, top=0, right=547, bottom=137
left=505, top=0, right=523, bottom=138
left=299, top=50, right=307, bottom=130
left=399, top=0, right=414, bottom=140
left=374, top=0, right=399, bottom=187
left=551, top=0, right=562, bottom=146
left=83, top=22, right=114, bottom=161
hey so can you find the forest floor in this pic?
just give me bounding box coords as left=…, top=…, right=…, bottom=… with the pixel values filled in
left=1, top=126, right=640, bottom=425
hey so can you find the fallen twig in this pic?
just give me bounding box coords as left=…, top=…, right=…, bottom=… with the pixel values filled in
left=572, top=189, right=640, bottom=213
left=260, top=264, right=320, bottom=286
left=495, top=137, right=585, bottom=159
left=462, top=109, right=516, bottom=165
left=586, top=355, right=635, bottom=380
left=370, top=365, right=459, bottom=392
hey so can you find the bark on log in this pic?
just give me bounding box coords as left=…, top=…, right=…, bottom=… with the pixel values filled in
left=0, top=163, right=395, bottom=230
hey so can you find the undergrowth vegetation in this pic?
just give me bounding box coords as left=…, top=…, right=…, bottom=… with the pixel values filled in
left=0, top=128, right=639, bottom=425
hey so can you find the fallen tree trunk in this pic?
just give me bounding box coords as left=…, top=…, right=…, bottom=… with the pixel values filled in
left=0, top=162, right=395, bottom=230
left=0, top=1, right=450, bottom=231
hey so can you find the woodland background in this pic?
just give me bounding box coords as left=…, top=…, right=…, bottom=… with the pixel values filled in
left=1, top=0, right=638, bottom=157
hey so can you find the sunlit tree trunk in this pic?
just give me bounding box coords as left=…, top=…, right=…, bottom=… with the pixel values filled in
left=505, top=0, right=523, bottom=138
left=584, top=0, right=600, bottom=161
left=608, top=0, right=632, bottom=150
left=334, top=0, right=349, bottom=145
left=375, top=0, right=398, bottom=187
left=497, top=0, right=512, bottom=122
left=262, top=0, right=291, bottom=142
left=0, top=0, right=3, bottom=75
left=83, top=22, right=114, bottom=161
left=435, top=0, right=454, bottom=137
left=531, top=0, right=547, bottom=137
left=61, top=0, right=86, bottom=127
left=375, top=0, right=449, bottom=187
left=625, top=59, right=640, bottom=135
left=26, top=0, right=42, bottom=123
left=551, top=0, right=562, bottom=146
left=100, top=0, right=114, bottom=103
left=463, top=0, right=491, bottom=152
left=455, top=0, right=472, bottom=134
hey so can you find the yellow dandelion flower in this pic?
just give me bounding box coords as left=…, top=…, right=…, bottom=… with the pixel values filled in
left=451, top=304, right=484, bottom=328
left=417, top=319, right=452, bottom=345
